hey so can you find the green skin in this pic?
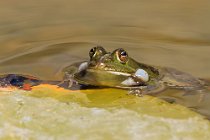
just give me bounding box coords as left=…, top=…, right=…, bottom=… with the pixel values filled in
left=64, top=46, right=206, bottom=94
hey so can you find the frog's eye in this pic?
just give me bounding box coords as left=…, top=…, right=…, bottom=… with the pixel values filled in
left=89, top=47, right=96, bottom=58
left=89, top=46, right=107, bottom=59
left=117, top=49, right=128, bottom=63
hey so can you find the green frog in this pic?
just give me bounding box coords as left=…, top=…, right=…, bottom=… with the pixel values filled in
left=63, top=46, right=207, bottom=95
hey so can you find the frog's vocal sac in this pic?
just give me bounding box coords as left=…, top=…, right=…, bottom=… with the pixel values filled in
left=63, top=46, right=207, bottom=94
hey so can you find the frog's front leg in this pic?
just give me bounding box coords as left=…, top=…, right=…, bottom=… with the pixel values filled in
left=64, top=72, right=76, bottom=88
left=127, top=83, right=167, bottom=97
left=60, top=61, right=88, bottom=88
left=58, top=72, right=78, bottom=89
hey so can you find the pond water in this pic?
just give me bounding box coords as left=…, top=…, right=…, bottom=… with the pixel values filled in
left=0, top=0, right=210, bottom=139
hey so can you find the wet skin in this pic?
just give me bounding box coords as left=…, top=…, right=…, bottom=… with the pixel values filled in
left=64, top=46, right=207, bottom=95
left=0, top=46, right=207, bottom=94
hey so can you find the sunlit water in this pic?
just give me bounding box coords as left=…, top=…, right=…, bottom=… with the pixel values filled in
left=0, top=0, right=210, bottom=139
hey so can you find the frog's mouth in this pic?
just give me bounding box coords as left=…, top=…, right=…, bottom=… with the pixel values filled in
left=76, top=62, right=149, bottom=87
left=97, top=69, right=149, bottom=86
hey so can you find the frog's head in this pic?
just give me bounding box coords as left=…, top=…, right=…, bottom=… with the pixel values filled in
left=73, top=46, right=159, bottom=88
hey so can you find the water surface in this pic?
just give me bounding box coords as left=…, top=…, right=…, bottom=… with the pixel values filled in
left=0, top=0, right=210, bottom=139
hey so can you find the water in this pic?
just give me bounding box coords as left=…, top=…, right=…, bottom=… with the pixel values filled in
left=0, top=0, right=210, bottom=80
left=0, top=0, right=210, bottom=139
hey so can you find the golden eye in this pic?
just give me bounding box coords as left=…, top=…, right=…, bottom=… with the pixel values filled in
left=117, top=48, right=128, bottom=63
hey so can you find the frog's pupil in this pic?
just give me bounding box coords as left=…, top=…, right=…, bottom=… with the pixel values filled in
left=121, top=51, right=127, bottom=56
left=90, top=48, right=94, bottom=53
left=118, top=50, right=128, bottom=63
left=89, top=48, right=96, bottom=58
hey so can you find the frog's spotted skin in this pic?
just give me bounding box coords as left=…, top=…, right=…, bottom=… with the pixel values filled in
left=64, top=46, right=206, bottom=94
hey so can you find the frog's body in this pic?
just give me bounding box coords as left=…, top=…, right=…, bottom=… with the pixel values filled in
left=0, top=46, right=206, bottom=94
left=63, top=46, right=206, bottom=94
left=0, top=46, right=208, bottom=119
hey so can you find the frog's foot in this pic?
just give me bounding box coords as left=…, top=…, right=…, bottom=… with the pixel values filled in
left=67, top=79, right=79, bottom=88
left=127, top=86, right=148, bottom=97
left=58, top=74, right=79, bottom=89
left=127, top=82, right=167, bottom=97
left=128, top=89, right=144, bottom=97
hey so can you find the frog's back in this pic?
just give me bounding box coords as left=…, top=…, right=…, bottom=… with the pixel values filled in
left=160, top=67, right=206, bottom=90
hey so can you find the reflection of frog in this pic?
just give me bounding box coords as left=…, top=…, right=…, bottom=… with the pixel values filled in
left=64, top=46, right=207, bottom=95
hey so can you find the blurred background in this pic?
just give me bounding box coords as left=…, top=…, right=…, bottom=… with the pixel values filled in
left=0, top=0, right=209, bottom=80
left=0, top=1, right=210, bottom=139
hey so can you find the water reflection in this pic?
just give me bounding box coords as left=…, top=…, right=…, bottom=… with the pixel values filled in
left=151, top=87, right=210, bottom=119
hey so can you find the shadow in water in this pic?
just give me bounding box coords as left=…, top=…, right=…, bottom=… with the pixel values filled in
left=152, top=86, right=210, bottom=120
